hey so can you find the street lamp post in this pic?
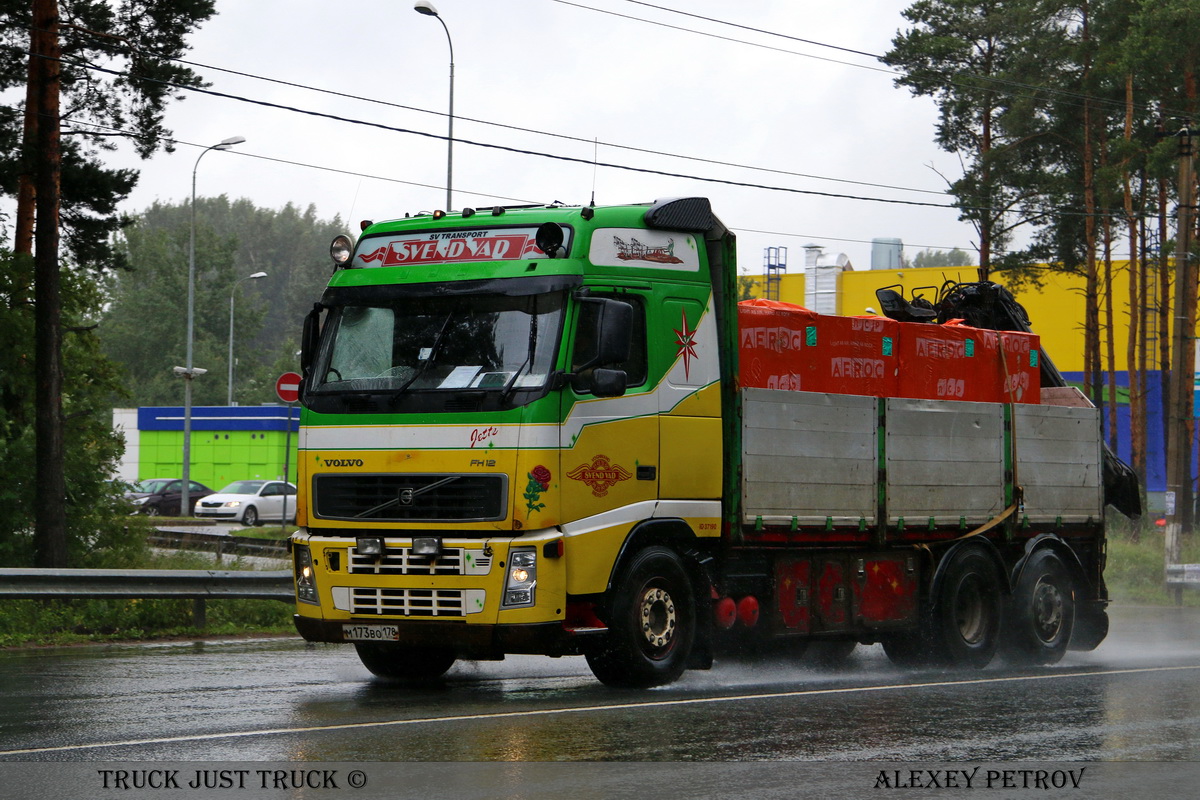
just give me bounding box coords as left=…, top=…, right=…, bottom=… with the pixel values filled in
left=415, top=1, right=454, bottom=210
left=182, top=136, right=245, bottom=518
left=228, top=271, right=268, bottom=406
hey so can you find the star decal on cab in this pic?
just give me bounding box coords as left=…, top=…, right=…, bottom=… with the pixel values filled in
left=674, top=308, right=698, bottom=380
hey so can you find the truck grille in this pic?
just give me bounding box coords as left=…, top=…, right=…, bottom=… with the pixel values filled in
left=349, top=545, right=492, bottom=576
left=314, top=474, right=507, bottom=522
left=350, top=587, right=481, bottom=617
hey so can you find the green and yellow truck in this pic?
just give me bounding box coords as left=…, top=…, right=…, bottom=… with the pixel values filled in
left=289, top=197, right=1133, bottom=687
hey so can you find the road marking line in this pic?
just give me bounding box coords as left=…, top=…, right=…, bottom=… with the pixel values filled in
left=3, top=664, right=1198, bottom=756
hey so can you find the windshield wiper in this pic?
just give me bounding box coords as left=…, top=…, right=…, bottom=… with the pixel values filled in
left=499, top=358, right=531, bottom=404
left=501, top=297, right=539, bottom=404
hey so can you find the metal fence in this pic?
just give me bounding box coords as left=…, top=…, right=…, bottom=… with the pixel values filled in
left=0, top=568, right=295, bottom=628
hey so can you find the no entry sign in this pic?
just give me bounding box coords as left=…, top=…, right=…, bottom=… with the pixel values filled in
left=275, top=371, right=302, bottom=403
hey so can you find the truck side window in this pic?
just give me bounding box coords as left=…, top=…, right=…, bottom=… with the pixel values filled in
left=572, top=294, right=647, bottom=389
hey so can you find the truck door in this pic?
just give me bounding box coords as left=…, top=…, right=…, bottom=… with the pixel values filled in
left=559, top=291, right=656, bottom=526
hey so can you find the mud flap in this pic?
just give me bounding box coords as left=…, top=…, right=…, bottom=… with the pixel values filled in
left=1069, top=602, right=1108, bottom=651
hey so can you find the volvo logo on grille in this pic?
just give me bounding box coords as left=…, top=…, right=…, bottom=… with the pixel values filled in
left=399, top=488, right=415, bottom=505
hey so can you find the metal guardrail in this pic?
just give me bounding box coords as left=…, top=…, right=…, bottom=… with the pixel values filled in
left=148, top=529, right=289, bottom=558
left=1166, top=564, right=1200, bottom=585
left=0, top=568, right=294, bottom=601
left=0, top=568, right=295, bottom=628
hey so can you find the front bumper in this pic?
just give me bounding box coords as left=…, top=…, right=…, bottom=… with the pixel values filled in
left=194, top=510, right=239, bottom=520
left=292, top=615, right=599, bottom=659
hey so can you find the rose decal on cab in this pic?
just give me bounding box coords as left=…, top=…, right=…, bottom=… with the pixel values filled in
left=524, top=465, right=551, bottom=514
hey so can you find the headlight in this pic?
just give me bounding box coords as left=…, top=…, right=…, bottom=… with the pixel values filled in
left=131, top=496, right=148, bottom=505
left=222, top=500, right=242, bottom=509
left=503, top=548, right=537, bottom=608
left=294, top=544, right=319, bottom=605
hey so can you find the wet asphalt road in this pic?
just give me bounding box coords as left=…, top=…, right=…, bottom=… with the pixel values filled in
left=0, top=605, right=1197, bottom=769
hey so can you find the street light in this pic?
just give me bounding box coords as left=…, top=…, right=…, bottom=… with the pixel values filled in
left=414, top=1, right=454, bottom=210
left=182, top=135, right=245, bottom=517
left=228, top=271, right=268, bottom=406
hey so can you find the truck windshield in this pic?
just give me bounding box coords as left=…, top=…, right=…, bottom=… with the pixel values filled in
left=313, top=293, right=564, bottom=395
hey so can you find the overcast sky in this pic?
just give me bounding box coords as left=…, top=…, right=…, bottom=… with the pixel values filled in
left=101, top=0, right=983, bottom=273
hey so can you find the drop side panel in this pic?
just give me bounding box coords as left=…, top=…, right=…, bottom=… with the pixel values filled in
left=740, top=388, right=878, bottom=526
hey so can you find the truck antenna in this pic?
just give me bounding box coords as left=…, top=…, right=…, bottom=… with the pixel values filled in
left=590, top=137, right=598, bottom=207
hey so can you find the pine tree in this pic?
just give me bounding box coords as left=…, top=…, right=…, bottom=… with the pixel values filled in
left=0, top=0, right=215, bottom=566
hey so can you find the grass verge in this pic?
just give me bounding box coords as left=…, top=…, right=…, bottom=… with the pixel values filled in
left=1105, top=520, right=1200, bottom=606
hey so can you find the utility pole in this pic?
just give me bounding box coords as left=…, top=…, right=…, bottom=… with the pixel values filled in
left=1164, top=124, right=1196, bottom=606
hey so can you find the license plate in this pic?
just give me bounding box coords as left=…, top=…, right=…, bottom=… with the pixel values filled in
left=343, top=624, right=400, bottom=642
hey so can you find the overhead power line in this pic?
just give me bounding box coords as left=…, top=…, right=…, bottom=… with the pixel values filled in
left=562, top=0, right=1169, bottom=119
left=44, top=48, right=1174, bottom=227
left=67, top=114, right=984, bottom=251
left=62, top=117, right=541, bottom=206
left=41, top=52, right=963, bottom=213
left=156, top=57, right=944, bottom=198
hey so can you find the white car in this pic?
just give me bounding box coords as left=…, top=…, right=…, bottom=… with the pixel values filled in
left=194, top=480, right=297, bottom=526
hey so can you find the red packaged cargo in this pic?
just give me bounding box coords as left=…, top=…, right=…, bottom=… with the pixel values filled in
left=737, top=299, right=816, bottom=392
left=895, top=323, right=1040, bottom=403
left=737, top=301, right=899, bottom=397
left=997, top=329, right=1041, bottom=404
left=800, top=314, right=899, bottom=397
left=737, top=302, right=1038, bottom=403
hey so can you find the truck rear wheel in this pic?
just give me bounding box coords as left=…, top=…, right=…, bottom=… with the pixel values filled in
left=929, top=544, right=1003, bottom=668
left=1003, top=549, right=1074, bottom=665
left=354, top=643, right=456, bottom=681
left=586, top=546, right=696, bottom=688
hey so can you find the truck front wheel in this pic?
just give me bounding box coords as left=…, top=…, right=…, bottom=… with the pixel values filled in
left=586, top=547, right=696, bottom=688
left=1003, top=549, right=1074, bottom=665
left=354, top=643, right=456, bottom=681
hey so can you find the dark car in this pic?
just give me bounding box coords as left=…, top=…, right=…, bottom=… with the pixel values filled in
left=126, top=478, right=213, bottom=517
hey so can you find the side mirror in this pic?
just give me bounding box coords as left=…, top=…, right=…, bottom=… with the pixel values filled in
left=590, top=368, right=627, bottom=398
left=300, top=303, right=324, bottom=376
left=574, top=297, right=633, bottom=371
left=535, top=222, right=566, bottom=258
left=567, top=297, right=632, bottom=397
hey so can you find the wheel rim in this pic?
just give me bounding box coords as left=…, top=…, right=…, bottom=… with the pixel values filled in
left=954, top=575, right=987, bottom=645
left=1030, top=575, right=1065, bottom=644
left=638, top=585, right=677, bottom=656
